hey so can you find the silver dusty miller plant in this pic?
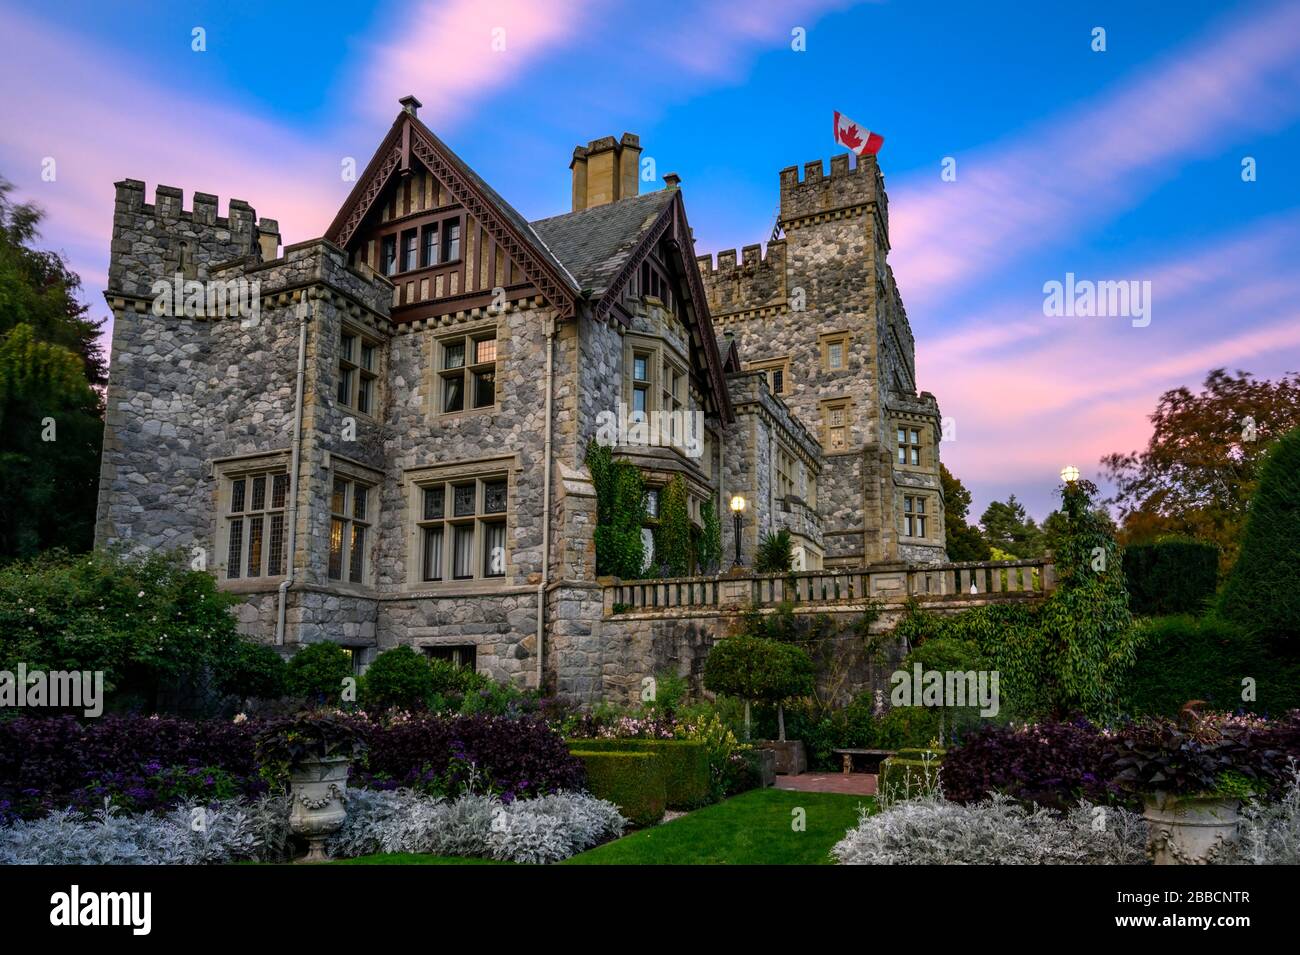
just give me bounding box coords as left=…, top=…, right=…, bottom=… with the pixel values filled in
left=327, top=789, right=625, bottom=864
left=1215, top=765, right=1300, bottom=865
left=0, top=795, right=291, bottom=866
left=832, top=794, right=1150, bottom=865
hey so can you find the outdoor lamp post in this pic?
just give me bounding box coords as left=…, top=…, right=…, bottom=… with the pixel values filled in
left=730, top=494, right=746, bottom=568
left=1060, top=465, right=1080, bottom=484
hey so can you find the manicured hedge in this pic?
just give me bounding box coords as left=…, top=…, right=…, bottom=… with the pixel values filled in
left=570, top=751, right=666, bottom=826
left=1121, top=615, right=1300, bottom=718
left=1123, top=540, right=1218, bottom=616
left=566, top=739, right=710, bottom=808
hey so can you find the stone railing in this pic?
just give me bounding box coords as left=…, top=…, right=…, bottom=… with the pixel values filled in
left=603, top=558, right=1055, bottom=615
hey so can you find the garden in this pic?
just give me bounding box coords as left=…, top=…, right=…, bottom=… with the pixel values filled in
left=1, top=427, right=1299, bottom=865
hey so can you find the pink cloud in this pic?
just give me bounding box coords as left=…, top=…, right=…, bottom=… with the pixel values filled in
left=889, top=0, right=1300, bottom=312
left=932, top=218, right=1300, bottom=514
left=356, top=0, right=601, bottom=126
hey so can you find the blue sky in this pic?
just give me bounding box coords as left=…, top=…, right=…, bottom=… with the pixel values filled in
left=2, top=0, right=1298, bottom=520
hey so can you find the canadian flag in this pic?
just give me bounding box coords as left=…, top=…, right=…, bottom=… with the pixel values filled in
left=833, top=111, right=884, bottom=156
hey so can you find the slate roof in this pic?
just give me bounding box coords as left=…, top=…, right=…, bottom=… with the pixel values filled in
left=530, top=190, right=677, bottom=297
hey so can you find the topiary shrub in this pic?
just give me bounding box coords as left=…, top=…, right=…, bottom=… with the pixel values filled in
left=565, top=739, right=710, bottom=808
left=1219, top=426, right=1300, bottom=645
left=570, top=750, right=666, bottom=826
left=703, top=635, right=814, bottom=742
left=284, top=642, right=353, bottom=704
left=360, top=646, right=435, bottom=712
left=1123, top=539, right=1219, bottom=616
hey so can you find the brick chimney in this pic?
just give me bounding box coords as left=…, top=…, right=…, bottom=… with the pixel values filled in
left=570, top=133, right=641, bottom=211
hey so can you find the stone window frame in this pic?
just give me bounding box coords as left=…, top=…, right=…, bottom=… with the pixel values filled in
left=404, top=454, right=519, bottom=594
left=423, top=644, right=477, bottom=671
left=338, top=324, right=380, bottom=419
left=773, top=442, right=797, bottom=503
left=819, top=331, right=851, bottom=373
left=895, top=421, right=927, bottom=470
left=328, top=476, right=374, bottom=585
left=621, top=333, right=693, bottom=457
left=747, top=356, right=791, bottom=396
left=211, top=450, right=293, bottom=589
left=901, top=492, right=935, bottom=541
left=435, top=323, right=498, bottom=417
left=819, top=396, right=855, bottom=452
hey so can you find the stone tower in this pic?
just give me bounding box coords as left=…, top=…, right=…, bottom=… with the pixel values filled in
left=697, top=153, right=946, bottom=566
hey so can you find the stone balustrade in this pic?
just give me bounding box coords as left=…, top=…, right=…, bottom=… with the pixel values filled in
left=603, top=558, right=1055, bottom=616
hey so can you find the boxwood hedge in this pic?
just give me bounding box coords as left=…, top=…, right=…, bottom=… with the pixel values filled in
left=569, top=750, right=666, bottom=827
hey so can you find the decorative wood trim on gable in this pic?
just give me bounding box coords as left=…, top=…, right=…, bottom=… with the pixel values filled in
left=326, top=112, right=578, bottom=323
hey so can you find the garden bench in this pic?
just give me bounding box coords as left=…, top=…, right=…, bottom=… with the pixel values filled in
left=832, top=748, right=895, bottom=775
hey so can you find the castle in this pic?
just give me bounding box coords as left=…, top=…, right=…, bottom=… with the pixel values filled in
left=95, top=97, right=946, bottom=700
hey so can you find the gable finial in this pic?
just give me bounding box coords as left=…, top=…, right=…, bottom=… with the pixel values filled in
left=399, top=94, right=422, bottom=117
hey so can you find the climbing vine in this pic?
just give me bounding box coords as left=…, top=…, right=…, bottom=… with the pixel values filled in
left=697, top=498, right=723, bottom=575
left=655, top=475, right=692, bottom=577
left=586, top=439, right=646, bottom=579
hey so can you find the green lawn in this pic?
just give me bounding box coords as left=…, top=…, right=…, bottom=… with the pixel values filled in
left=564, top=787, right=871, bottom=865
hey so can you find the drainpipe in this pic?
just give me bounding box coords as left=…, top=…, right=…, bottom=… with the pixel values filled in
left=536, top=318, right=556, bottom=691
left=276, top=298, right=311, bottom=646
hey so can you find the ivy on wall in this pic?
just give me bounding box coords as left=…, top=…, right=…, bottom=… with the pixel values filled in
left=697, top=498, right=722, bottom=575
left=586, top=439, right=646, bottom=580
left=655, top=475, right=691, bottom=578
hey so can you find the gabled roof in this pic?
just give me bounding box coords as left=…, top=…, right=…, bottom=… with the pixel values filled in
left=530, top=190, right=676, bottom=296
left=325, top=110, right=579, bottom=318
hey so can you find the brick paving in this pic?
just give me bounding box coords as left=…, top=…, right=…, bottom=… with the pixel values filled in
left=774, top=772, right=877, bottom=796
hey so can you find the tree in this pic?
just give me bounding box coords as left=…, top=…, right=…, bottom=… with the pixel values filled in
left=1218, top=426, right=1300, bottom=645
left=1101, top=368, right=1300, bottom=569
left=940, top=464, right=991, bottom=561
left=979, top=495, right=1044, bottom=558
left=0, top=548, right=271, bottom=712
left=0, top=179, right=105, bottom=561
left=703, top=635, right=814, bottom=742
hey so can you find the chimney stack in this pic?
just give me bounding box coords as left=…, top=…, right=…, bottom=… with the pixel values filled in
left=570, top=133, right=641, bottom=211
left=399, top=94, right=422, bottom=117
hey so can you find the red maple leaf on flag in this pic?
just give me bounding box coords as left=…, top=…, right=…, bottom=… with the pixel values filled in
left=837, top=123, right=863, bottom=151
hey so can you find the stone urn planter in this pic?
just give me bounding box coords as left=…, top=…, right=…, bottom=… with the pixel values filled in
left=255, top=711, right=364, bottom=863
left=289, top=755, right=352, bottom=862
left=1142, top=791, right=1240, bottom=865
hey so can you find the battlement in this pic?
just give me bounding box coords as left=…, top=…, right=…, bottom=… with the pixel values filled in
left=778, top=152, right=885, bottom=224
left=695, top=240, right=787, bottom=318
left=695, top=239, right=785, bottom=276
left=113, top=179, right=261, bottom=233
left=108, top=180, right=277, bottom=297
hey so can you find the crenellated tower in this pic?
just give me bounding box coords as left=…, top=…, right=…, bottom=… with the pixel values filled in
left=698, top=153, right=946, bottom=566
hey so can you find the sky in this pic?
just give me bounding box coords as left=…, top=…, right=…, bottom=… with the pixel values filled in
left=1, top=0, right=1298, bottom=520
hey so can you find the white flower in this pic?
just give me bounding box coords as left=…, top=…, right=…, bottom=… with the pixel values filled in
left=137, top=590, right=145, bottom=598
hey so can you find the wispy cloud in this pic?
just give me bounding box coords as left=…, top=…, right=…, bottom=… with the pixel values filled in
left=889, top=0, right=1300, bottom=312
left=935, top=214, right=1300, bottom=515
left=356, top=0, right=600, bottom=127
